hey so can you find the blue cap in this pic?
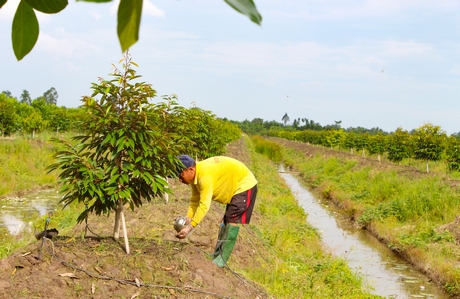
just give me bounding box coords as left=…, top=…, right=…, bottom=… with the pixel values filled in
left=178, top=155, right=195, bottom=176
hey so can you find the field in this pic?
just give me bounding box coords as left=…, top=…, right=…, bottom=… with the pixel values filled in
left=0, top=137, right=380, bottom=299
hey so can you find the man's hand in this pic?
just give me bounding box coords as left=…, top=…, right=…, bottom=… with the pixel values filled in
left=176, top=224, right=193, bottom=239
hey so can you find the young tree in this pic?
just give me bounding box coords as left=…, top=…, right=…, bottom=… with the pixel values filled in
left=0, top=94, right=18, bottom=137
left=445, top=136, right=460, bottom=172
left=412, top=123, right=446, bottom=173
left=23, top=110, right=46, bottom=139
left=387, top=127, right=412, bottom=165
left=342, top=132, right=357, bottom=155
left=47, top=52, right=186, bottom=254
left=325, top=129, right=345, bottom=150
left=366, top=133, right=388, bottom=162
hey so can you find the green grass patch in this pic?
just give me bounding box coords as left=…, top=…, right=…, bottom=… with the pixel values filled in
left=279, top=141, right=460, bottom=296
left=238, top=137, right=382, bottom=298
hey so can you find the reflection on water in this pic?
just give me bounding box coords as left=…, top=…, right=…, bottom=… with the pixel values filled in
left=0, top=189, right=61, bottom=236
left=279, top=166, right=449, bottom=299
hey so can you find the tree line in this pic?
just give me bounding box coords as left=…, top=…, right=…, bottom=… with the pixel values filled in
left=258, top=123, right=459, bottom=173
left=0, top=90, right=240, bottom=159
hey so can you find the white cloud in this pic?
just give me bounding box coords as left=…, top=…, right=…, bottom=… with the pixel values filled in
left=280, top=0, right=460, bottom=21
left=449, top=65, right=460, bottom=75
left=89, top=10, right=102, bottom=20
left=35, top=31, right=102, bottom=59
left=144, top=0, right=165, bottom=17
left=381, top=40, right=433, bottom=57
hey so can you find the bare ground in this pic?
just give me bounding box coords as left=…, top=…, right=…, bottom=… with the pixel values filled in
left=0, top=138, right=269, bottom=299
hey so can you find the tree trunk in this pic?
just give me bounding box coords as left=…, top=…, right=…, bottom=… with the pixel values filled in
left=426, top=160, right=430, bottom=173
left=113, top=199, right=121, bottom=239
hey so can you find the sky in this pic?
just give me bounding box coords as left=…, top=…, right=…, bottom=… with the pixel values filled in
left=1, top=0, right=460, bottom=135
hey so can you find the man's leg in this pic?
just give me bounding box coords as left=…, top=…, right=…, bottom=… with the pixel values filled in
left=212, top=223, right=239, bottom=267
left=210, top=223, right=226, bottom=258
left=212, top=185, right=257, bottom=268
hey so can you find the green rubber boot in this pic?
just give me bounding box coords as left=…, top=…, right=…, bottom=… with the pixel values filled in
left=210, top=223, right=226, bottom=258
left=212, top=225, right=239, bottom=268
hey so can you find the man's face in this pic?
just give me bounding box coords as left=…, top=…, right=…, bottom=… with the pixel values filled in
left=179, top=167, right=195, bottom=185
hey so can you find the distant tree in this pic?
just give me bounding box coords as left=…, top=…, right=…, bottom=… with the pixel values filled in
left=293, top=118, right=299, bottom=129
left=445, top=136, right=460, bottom=172
left=31, top=96, right=53, bottom=122
left=451, top=132, right=460, bottom=139
left=412, top=123, right=446, bottom=173
left=387, top=127, right=412, bottom=165
left=325, top=129, right=346, bottom=150
left=20, top=89, right=32, bottom=105
left=367, top=133, right=388, bottom=162
left=2, top=90, right=13, bottom=98
left=355, top=132, right=369, bottom=157
left=334, top=120, right=342, bottom=129
left=282, top=113, right=290, bottom=126
left=23, top=110, right=46, bottom=139
left=49, top=106, right=70, bottom=134
left=43, top=87, right=58, bottom=105
left=0, top=94, right=18, bottom=137
left=342, top=132, right=357, bottom=155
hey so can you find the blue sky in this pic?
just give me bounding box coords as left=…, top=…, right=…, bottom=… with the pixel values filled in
left=1, top=0, right=460, bottom=134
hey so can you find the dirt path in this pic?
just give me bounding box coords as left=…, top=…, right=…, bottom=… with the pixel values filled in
left=0, top=139, right=269, bottom=299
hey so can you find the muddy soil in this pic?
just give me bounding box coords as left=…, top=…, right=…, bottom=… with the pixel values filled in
left=0, top=138, right=268, bottom=299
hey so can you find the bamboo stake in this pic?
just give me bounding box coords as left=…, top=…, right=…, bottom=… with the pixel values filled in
left=120, top=207, right=130, bottom=254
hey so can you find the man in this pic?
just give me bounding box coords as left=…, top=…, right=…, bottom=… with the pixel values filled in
left=175, top=154, right=258, bottom=267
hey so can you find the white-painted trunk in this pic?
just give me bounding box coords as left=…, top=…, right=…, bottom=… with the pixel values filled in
left=113, top=199, right=122, bottom=239
left=121, top=209, right=130, bottom=254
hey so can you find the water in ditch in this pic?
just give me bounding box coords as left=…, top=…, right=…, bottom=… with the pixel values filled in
left=0, top=189, right=62, bottom=236
left=279, top=166, right=450, bottom=299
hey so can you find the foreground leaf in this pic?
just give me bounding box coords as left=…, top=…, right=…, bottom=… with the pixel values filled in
left=26, top=0, right=68, bottom=13
left=224, top=0, right=262, bottom=25
left=12, top=0, right=39, bottom=61
left=117, top=0, right=142, bottom=52
left=0, top=0, right=7, bottom=9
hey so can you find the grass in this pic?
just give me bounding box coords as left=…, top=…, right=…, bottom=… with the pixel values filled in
left=279, top=140, right=460, bottom=297
left=243, top=136, right=382, bottom=298
left=0, top=137, right=60, bottom=197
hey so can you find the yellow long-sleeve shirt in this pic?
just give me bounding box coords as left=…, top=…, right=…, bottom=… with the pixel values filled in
left=186, top=156, right=257, bottom=227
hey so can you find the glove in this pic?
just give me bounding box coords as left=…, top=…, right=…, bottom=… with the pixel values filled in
left=176, top=224, right=193, bottom=239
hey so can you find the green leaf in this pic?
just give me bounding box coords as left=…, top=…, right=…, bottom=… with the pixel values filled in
left=26, top=0, right=68, bottom=14
left=12, top=0, right=39, bottom=61
left=77, top=0, right=111, bottom=2
left=117, top=0, right=142, bottom=52
left=0, top=0, right=7, bottom=9
left=224, top=0, right=262, bottom=25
